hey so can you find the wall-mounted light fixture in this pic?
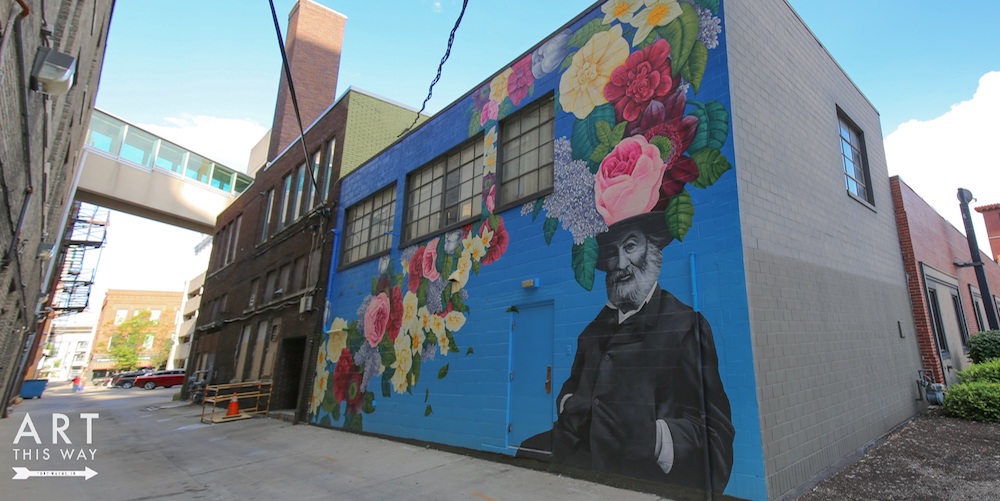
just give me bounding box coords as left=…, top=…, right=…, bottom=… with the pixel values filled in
left=521, top=278, right=539, bottom=289
left=30, top=47, right=76, bottom=95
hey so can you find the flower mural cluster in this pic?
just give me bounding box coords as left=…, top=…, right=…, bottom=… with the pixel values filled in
left=524, top=0, right=730, bottom=290
left=313, top=216, right=509, bottom=429
left=312, top=0, right=731, bottom=429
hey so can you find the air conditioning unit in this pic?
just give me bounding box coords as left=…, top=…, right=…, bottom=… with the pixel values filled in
left=299, top=296, right=313, bottom=314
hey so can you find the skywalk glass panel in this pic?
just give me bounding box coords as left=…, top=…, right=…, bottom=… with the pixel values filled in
left=154, top=142, right=186, bottom=174
left=121, top=127, right=158, bottom=167
left=185, top=154, right=212, bottom=183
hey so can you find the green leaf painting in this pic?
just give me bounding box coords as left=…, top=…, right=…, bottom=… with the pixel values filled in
left=543, top=217, right=558, bottom=245
left=691, top=0, right=719, bottom=14
left=571, top=237, right=599, bottom=291
left=567, top=18, right=609, bottom=49
left=691, top=148, right=732, bottom=188
left=681, top=41, right=708, bottom=92
left=381, top=370, right=392, bottom=398
left=424, top=388, right=429, bottom=402
left=438, top=363, right=450, bottom=379
left=531, top=197, right=545, bottom=222
left=658, top=3, right=700, bottom=71
left=362, top=392, right=375, bottom=414
left=689, top=100, right=730, bottom=152
left=665, top=190, right=694, bottom=242
left=572, top=104, right=616, bottom=172
left=466, top=346, right=474, bottom=356
left=424, top=405, right=433, bottom=417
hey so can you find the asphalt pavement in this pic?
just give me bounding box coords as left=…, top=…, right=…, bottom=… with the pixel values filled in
left=0, top=380, right=663, bottom=501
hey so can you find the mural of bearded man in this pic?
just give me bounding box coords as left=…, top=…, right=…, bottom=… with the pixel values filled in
left=520, top=211, right=735, bottom=496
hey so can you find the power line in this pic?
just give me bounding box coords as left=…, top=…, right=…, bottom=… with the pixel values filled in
left=399, top=0, right=470, bottom=137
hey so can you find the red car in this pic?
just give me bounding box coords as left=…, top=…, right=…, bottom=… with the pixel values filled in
left=133, top=370, right=186, bottom=390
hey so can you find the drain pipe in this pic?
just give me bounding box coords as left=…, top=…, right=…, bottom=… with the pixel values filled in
left=0, top=1, right=30, bottom=88
left=957, top=188, right=999, bottom=330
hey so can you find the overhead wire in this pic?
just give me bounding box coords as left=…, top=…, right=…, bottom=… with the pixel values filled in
left=399, top=0, right=470, bottom=137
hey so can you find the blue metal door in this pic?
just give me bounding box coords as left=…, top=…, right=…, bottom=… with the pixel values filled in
left=509, top=302, right=554, bottom=450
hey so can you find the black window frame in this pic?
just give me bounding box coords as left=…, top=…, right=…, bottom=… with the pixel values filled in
left=496, top=94, right=555, bottom=211
left=401, top=134, right=484, bottom=246
left=837, top=109, right=874, bottom=206
left=341, top=183, right=397, bottom=268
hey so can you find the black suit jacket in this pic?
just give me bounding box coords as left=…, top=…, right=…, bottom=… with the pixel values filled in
left=546, top=288, right=735, bottom=494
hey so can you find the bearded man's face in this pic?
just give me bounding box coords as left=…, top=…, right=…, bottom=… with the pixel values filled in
left=602, top=229, right=662, bottom=312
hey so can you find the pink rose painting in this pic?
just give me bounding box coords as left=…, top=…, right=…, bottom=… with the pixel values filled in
left=480, top=100, right=499, bottom=126
left=480, top=218, right=509, bottom=265
left=408, top=246, right=425, bottom=293
left=604, top=39, right=674, bottom=124
left=594, top=135, right=668, bottom=226
left=364, top=292, right=390, bottom=347
left=507, top=55, right=535, bottom=107
left=421, top=239, right=440, bottom=281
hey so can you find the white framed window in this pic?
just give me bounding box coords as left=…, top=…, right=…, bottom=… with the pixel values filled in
left=342, top=185, right=396, bottom=266
left=499, top=95, right=554, bottom=205
left=404, top=135, right=483, bottom=243
left=838, top=111, right=873, bottom=205
left=114, top=309, right=127, bottom=325
left=322, top=138, right=336, bottom=202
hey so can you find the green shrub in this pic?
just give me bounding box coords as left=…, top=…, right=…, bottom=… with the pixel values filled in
left=968, top=330, right=1000, bottom=364
left=942, top=381, right=1000, bottom=423
left=959, top=358, right=1000, bottom=384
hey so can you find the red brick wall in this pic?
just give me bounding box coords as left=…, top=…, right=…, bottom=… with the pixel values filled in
left=892, top=176, right=1000, bottom=383
left=267, top=0, right=346, bottom=161
left=974, top=204, right=1000, bottom=263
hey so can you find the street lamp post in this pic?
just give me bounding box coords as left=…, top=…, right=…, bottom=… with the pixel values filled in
left=958, top=188, right=1000, bottom=331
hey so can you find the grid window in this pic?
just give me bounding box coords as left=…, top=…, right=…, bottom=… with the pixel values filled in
left=260, top=189, right=274, bottom=242
left=500, top=96, right=555, bottom=205
left=343, top=185, right=397, bottom=266
left=404, top=137, right=483, bottom=243
left=839, top=113, right=872, bottom=204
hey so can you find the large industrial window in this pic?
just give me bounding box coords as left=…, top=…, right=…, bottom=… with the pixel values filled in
left=403, top=136, right=483, bottom=243
left=838, top=111, right=873, bottom=205
left=342, top=185, right=396, bottom=266
left=499, top=95, right=554, bottom=206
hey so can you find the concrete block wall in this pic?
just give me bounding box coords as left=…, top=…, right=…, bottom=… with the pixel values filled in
left=318, top=3, right=765, bottom=499
left=724, top=0, right=924, bottom=497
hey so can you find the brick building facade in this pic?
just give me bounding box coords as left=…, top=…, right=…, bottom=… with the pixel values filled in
left=89, top=289, right=183, bottom=378
left=974, top=202, right=1000, bottom=263
left=892, top=177, right=1000, bottom=385
left=0, top=0, right=114, bottom=415
left=190, top=0, right=423, bottom=420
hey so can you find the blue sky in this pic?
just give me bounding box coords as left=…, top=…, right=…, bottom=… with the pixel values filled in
left=82, top=0, right=1000, bottom=316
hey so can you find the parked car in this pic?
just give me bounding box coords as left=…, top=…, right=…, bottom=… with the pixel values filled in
left=109, top=370, right=151, bottom=389
left=134, top=370, right=186, bottom=390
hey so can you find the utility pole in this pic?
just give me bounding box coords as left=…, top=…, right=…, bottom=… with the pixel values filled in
left=958, top=188, right=1000, bottom=330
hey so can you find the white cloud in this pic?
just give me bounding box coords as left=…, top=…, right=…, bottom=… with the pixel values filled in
left=884, top=71, right=1000, bottom=256
left=433, top=1, right=443, bottom=13
left=137, top=114, right=268, bottom=173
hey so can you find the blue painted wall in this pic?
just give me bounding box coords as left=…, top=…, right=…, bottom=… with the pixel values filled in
left=314, top=2, right=764, bottom=498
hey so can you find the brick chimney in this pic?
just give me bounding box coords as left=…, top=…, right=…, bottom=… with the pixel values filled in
left=267, top=0, right=346, bottom=162
left=975, top=203, right=1000, bottom=262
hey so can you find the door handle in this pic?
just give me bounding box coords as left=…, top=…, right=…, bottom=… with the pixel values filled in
left=545, top=365, right=552, bottom=394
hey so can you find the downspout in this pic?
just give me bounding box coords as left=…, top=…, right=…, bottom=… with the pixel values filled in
left=0, top=1, right=30, bottom=87
left=690, top=253, right=713, bottom=499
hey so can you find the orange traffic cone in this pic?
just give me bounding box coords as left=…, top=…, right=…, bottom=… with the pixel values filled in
left=226, top=392, right=240, bottom=417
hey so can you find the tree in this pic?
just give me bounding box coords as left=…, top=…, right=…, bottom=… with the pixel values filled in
left=107, top=310, right=171, bottom=371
